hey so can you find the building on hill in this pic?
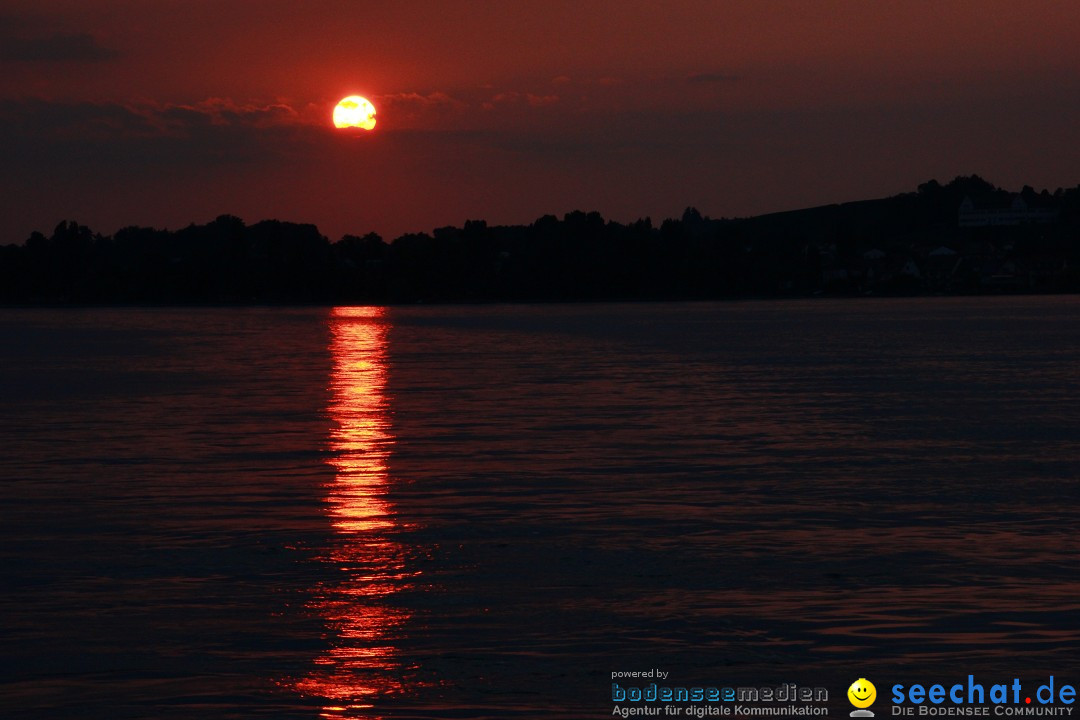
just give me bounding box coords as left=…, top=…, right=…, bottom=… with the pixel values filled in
left=958, top=195, right=1057, bottom=227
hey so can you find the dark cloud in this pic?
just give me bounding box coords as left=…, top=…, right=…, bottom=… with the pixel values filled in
left=0, top=30, right=119, bottom=63
left=153, top=98, right=304, bottom=130
left=373, top=91, right=467, bottom=129
left=0, top=97, right=319, bottom=176
left=376, top=91, right=463, bottom=109
left=482, top=91, right=560, bottom=110
left=0, top=97, right=306, bottom=134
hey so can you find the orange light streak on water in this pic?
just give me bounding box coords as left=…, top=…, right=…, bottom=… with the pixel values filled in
left=296, top=306, right=418, bottom=718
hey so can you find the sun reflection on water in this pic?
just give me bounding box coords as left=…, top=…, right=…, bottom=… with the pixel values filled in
left=297, top=306, right=417, bottom=717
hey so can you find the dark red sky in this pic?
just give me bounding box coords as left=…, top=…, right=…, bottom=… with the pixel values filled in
left=2, top=0, right=1078, bottom=242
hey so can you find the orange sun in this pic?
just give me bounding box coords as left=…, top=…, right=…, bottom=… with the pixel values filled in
left=333, top=95, right=376, bottom=130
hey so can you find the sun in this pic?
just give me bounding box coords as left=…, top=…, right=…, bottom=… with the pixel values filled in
left=333, top=95, right=376, bottom=130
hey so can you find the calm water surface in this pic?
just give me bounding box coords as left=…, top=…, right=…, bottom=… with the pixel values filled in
left=1, top=298, right=1079, bottom=718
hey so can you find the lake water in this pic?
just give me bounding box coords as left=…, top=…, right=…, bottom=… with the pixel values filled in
left=1, top=298, right=1079, bottom=719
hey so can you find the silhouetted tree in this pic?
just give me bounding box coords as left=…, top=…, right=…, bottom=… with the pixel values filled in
left=3, top=175, right=1079, bottom=304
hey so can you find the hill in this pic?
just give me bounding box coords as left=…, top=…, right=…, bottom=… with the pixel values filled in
left=3, top=175, right=1080, bottom=304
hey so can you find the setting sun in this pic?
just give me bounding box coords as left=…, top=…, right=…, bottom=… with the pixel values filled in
left=333, top=95, right=376, bottom=130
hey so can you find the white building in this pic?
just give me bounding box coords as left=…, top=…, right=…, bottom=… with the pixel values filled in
left=958, top=195, right=1057, bottom=227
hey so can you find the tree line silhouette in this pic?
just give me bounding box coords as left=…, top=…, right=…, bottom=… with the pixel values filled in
left=3, top=175, right=1080, bottom=304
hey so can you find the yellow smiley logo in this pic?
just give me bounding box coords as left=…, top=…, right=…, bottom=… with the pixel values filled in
left=848, top=678, right=877, bottom=709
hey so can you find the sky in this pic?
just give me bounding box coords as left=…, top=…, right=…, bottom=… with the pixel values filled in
left=1, top=0, right=1078, bottom=243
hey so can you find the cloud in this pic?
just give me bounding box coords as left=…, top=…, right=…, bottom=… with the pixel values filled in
left=482, top=91, right=560, bottom=110
left=0, top=99, right=152, bottom=140
left=526, top=94, right=559, bottom=107
left=376, top=91, right=463, bottom=109
left=372, top=91, right=467, bottom=129
left=0, top=97, right=307, bottom=133
left=0, top=97, right=321, bottom=175
left=154, top=98, right=303, bottom=130
left=0, top=29, right=119, bottom=63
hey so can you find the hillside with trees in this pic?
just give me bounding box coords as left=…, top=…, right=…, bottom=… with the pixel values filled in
left=3, top=175, right=1080, bottom=304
